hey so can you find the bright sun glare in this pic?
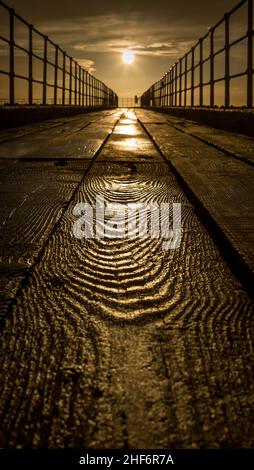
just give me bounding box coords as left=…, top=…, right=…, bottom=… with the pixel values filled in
left=122, top=50, right=135, bottom=64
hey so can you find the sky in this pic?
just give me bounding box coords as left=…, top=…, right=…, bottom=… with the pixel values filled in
left=0, top=0, right=249, bottom=103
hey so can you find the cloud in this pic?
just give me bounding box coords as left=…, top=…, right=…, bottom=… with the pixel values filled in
left=73, top=37, right=194, bottom=58
left=7, top=7, right=239, bottom=67
left=77, top=59, right=96, bottom=74
left=36, top=12, right=197, bottom=62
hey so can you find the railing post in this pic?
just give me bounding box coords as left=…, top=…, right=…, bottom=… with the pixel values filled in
left=164, top=75, right=167, bottom=106
left=85, top=71, right=88, bottom=106
left=179, top=59, right=182, bottom=106
left=82, top=69, right=85, bottom=106
left=77, top=65, right=80, bottom=106
left=43, top=36, right=48, bottom=105
left=247, top=0, right=253, bottom=108
left=78, top=65, right=81, bottom=106
left=87, top=72, right=89, bottom=106
left=191, top=47, right=195, bottom=106
left=88, top=72, right=92, bottom=106
left=171, top=67, right=174, bottom=107
left=89, top=74, right=92, bottom=106
left=151, top=84, right=154, bottom=106
left=92, top=76, right=94, bottom=106
left=62, top=51, right=66, bottom=105
left=184, top=54, right=187, bottom=106
left=174, top=64, right=177, bottom=106
left=28, top=24, right=33, bottom=105
left=95, top=78, right=98, bottom=106
left=54, top=46, right=58, bottom=105
left=173, top=68, right=176, bottom=107
left=91, top=75, right=95, bottom=106
left=9, top=8, right=15, bottom=105
left=86, top=73, right=89, bottom=106
left=169, top=69, right=172, bottom=106
left=69, top=58, right=72, bottom=105
left=225, top=13, right=230, bottom=107
left=199, top=38, right=203, bottom=106
left=166, top=72, right=170, bottom=106
left=210, top=28, right=215, bottom=107
left=74, top=62, right=77, bottom=105
left=168, top=70, right=171, bottom=106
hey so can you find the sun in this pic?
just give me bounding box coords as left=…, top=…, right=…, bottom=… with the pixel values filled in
left=122, top=50, right=135, bottom=64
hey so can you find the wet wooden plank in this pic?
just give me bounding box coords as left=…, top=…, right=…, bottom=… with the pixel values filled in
left=0, top=110, right=253, bottom=448
left=137, top=109, right=254, bottom=277
left=0, top=111, right=121, bottom=159
left=0, top=111, right=120, bottom=317
left=0, top=109, right=116, bottom=145
left=166, top=115, right=254, bottom=166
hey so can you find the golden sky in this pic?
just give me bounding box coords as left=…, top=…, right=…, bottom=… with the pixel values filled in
left=0, top=0, right=249, bottom=103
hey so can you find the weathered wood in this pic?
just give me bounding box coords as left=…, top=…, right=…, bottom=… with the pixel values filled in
left=0, top=112, right=121, bottom=160
left=0, top=112, right=120, bottom=318
left=0, top=110, right=253, bottom=448
left=136, top=109, right=254, bottom=279
left=166, top=115, right=254, bottom=166
left=0, top=110, right=116, bottom=145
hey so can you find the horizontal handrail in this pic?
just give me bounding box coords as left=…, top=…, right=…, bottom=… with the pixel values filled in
left=141, top=0, right=253, bottom=109
left=0, top=0, right=118, bottom=107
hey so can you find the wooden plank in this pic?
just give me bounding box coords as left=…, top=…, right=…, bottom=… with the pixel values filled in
left=0, top=111, right=120, bottom=318
left=137, top=109, right=254, bottom=277
left=0, top=112, right=121, bottom=159
left=0, top=110, right=116, bottom=144
left=0, top=110, right=253, bottom=448
left=166, top=115, right=254, bottom=166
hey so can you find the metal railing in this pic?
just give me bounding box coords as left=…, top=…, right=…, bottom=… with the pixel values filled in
left=141, top=0, right=253, bottom=108
left=0, top=0, right=118, bottom=107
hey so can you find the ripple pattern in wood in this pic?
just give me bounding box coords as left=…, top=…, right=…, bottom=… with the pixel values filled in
left=0, top=111, right=254, bottom=448
left=0, top=112, right=120, bottom=318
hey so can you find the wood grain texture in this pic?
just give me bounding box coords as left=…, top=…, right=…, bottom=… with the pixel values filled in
left=0, top=110, right=254, bottom=448
left=166, top=115, right=254, bottom=166
left=0, top=111, right=121, bottom=159
left=136, top=109, right=254, bottom=277
left=0, top=110, right=116, bottom=145
left=0, top=112, right=120, bottom=318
